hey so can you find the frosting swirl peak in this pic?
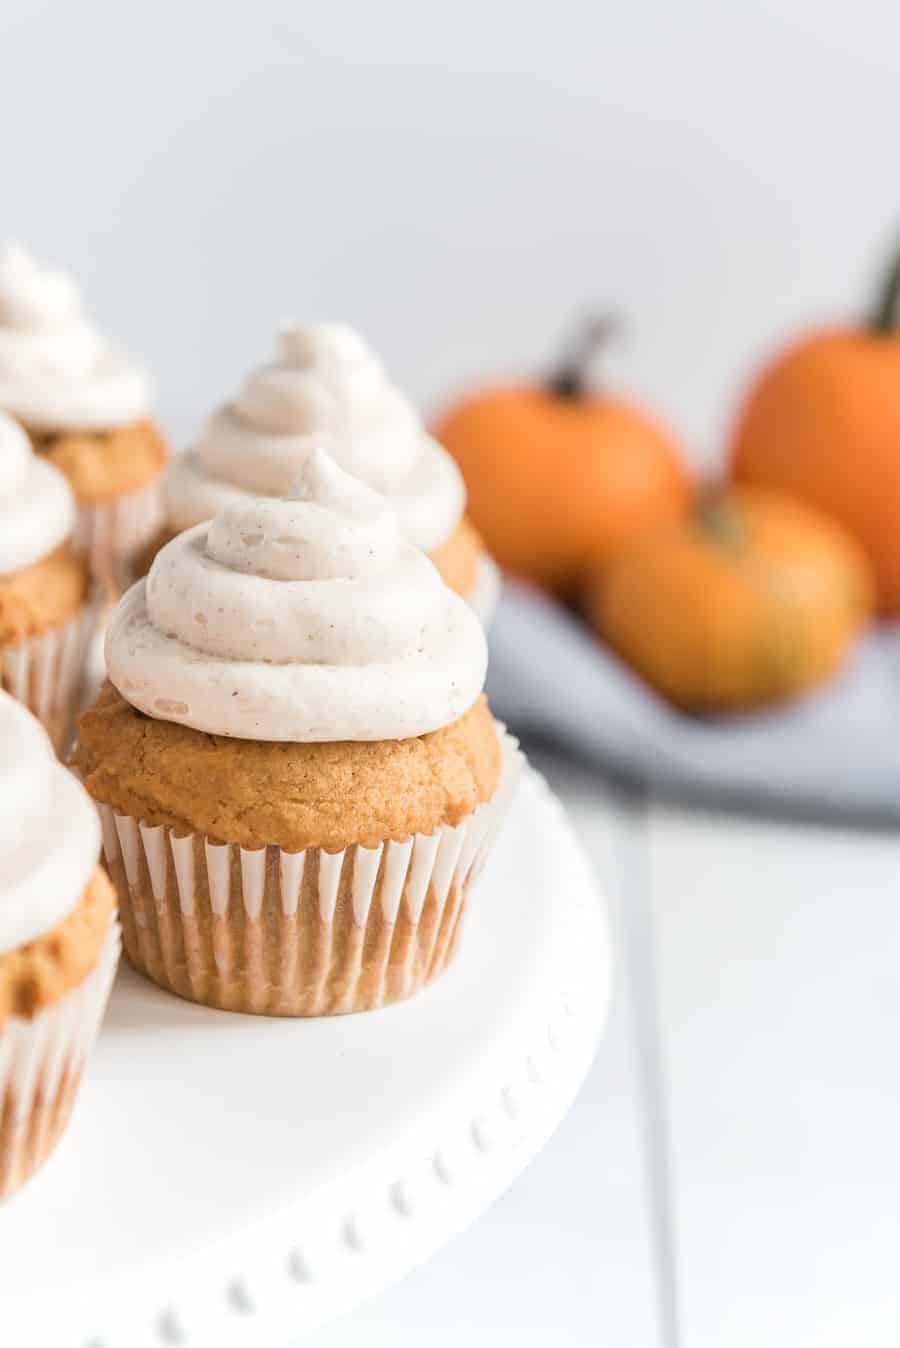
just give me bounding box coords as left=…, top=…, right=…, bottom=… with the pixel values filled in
left=0, top=409, right=75, bottom=573
left=166, top=322, right=465, bottom=552
left=0, top=242, right=151, bottom=431
left=233, top=323, right=394, bottom=437
left=107, top=449, right=487, bottom=741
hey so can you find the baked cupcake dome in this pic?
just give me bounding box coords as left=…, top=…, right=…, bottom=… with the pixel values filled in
left=0, top=692, right=118, bottom=1198
left=76, top=449, right=520, bottom=1016
left=0, top=243, right=168, bottom=582
left=0, top=412, right=99, bottom=751
left=151, top=322, right=488, bottom=608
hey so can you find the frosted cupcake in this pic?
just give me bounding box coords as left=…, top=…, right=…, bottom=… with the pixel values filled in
left=74, top=449, right=520, bottom=1015
left=0, top=692, right=118, bottom=1199
left=0, top=243, right=168, bottom=586
left=145, top=322, right=497, bottom=620
left=0, top=411, right=102, bottom=752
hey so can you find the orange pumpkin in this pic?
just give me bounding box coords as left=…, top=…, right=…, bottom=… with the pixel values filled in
left=588, top=484, right=874, bottom=711
left=433, top=317, right=691, bottom=595
left=730, top=244, right=900, bottom=612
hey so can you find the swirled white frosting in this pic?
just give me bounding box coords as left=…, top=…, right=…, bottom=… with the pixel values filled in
left=0, top=409, right=75, bottom=573
left=0, top=242, right=151, bottom=432
left=107, top=448, right=487, bottom=741
left=0, top=691, right=100, bottom=955
left=165, top=322, right=465, bottom=553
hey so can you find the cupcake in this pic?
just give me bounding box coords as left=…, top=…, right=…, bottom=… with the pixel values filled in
left=0, top=242, right=168, bottom=587
left=144, top=322, right=497, bottom=620
left=0, top=411, right=102, bottom=752
left=74, top=449, right=521, bottom=1016
left=0, top=692, right=118, bottom=1199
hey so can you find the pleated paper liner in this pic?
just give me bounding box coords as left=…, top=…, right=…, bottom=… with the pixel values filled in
left=72, top=475, right=165, bottom=591
left=97, top=728, right=523, bottom=1017
left=0, top=921, right=120, bottom=1201
left=0, top=590, right=104, bottom=755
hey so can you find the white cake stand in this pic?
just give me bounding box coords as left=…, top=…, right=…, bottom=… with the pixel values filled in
left=2, top=768, right=610, bottom=1347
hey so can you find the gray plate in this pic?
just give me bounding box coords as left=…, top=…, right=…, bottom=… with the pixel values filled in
left=487, top=580, right=900, bottom=825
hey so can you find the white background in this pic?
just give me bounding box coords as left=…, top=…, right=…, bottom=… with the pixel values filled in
left=4, top=3, right=900, bottom=1344
left=4, top=0, right=900, bottom=468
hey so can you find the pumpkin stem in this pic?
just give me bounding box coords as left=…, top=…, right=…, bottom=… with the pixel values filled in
left=695, top=492, right=748, bottom=552
left=547, top=314, right=620, bottom=398
left=869, top=241, right=900, bottom=334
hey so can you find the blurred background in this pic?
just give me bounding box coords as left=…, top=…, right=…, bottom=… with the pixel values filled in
left=5, top=1, right=900, bottom=1344
left=5, top=0, right=898, bottom=463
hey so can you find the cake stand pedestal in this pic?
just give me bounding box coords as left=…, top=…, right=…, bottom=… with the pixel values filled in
left=2, top=769, right=610, bottom=1347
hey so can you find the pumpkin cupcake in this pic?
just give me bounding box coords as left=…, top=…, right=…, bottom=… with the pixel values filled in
left=75, top=449, right=520, bottom=1016
left=0, top=411, right=102, bottom=752
left=143, top=322, right=497, bottom=621
left=0, top=692, right=119, bottom=1199
left=0, top=242, right=168, bottom=587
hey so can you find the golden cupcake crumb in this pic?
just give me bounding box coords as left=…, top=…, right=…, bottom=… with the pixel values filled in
left=29, top=418, right=168, bottom=505
left=0, top=867, right=115, bottom=1022
left=0, top=541, right=89, bottom=644
left=74, top=684, right=502, bottom=851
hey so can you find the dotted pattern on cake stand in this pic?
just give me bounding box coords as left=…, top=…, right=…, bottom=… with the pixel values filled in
left=2, top=769, right=610, bottom=1348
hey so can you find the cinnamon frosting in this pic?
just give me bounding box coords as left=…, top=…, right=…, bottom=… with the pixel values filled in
left=107, top=449, right=487, bottom=742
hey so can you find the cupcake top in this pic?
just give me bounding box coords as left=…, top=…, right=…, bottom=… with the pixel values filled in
left=165, top=322, right=465, bottom=553
left=107, top=448, right=487, bottom=742
left=0, top=691, right=100, bottom=954
left=0, top=242, right=151, bottom=432
left=0, top=409, right=75, bottom=573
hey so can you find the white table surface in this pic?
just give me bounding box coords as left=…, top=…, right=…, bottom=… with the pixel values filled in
left=651, top=803, right=900, bottom=1348
left=307, top=748, right=900, bottom=1347
left=302, top=754, right=663, bottom=1347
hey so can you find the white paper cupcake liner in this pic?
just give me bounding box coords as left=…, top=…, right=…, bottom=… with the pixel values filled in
left=467, top=552, right=501, bottom=627
left=0, top=920, right=120, bottom=1200
left=0, top=590, right=104, bottom=755
left=73, top=475, right=165, bottom=589
left=97, top=728, right=523, bottom=1016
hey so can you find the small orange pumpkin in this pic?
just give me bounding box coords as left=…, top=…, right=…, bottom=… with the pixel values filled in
left=730, top=242, right=900, bottom=612
left=433, top=317, right=691, bottom=595
left=588, top=484, right=874, bottom=711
